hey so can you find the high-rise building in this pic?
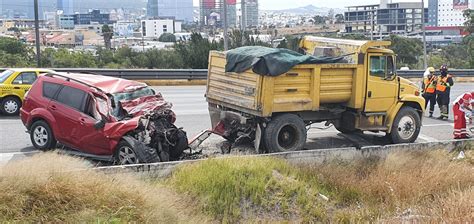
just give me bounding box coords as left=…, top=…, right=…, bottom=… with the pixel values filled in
left=199, top=0, right=237, bottom=27
left=428, top=0, right=473, bottom=27
left=57, top=0, right=74, bottom=15
left=242, top=0, right=258, bottom=28
left=344, top=1, right=428, bottom=37
left=147, top=0, right=193, bottom=22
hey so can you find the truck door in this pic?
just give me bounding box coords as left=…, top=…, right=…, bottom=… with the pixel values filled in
left=364, top=54, right=398, bottom=112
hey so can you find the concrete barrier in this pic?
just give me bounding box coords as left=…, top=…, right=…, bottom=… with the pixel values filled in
left=94, top=139, right=473, bottom=178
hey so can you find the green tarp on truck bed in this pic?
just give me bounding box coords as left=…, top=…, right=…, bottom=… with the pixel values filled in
left=225, top=46, right=344, bottom=76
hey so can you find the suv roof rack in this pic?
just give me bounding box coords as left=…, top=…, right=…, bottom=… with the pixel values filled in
left=44, top=72, right=105, bottom=93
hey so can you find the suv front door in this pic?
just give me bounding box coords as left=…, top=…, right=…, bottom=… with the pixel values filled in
left=73, top=95, right=111, bottom=155
left=364, top=54, right=399, bottom=112
left=50, top=85, right=108, bottom=154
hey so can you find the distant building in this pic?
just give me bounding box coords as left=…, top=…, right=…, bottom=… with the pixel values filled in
left=428, top=0, right=473, bottom=27
left=242, top=0, right=258, bottom=28
left=199, top=0, right=238, bottom=27
left=73, top=10, right=112, bottom=25
left=58, top=15, right=75, bottom=29
left=344, top=1, right=428, bottom=37
left=0, top=19, right=46, bottom=29
left=57, top=0, right=74, bottom=15
left=114, top=21, right=138, bottom=37
left=141, top=18, right=182, bottom=38
left=147, top=0, right=193, bottom=22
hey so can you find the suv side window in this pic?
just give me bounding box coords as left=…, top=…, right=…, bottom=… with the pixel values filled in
left=12, top=72, right=37, bottom=85
left=43, top=82, right=62, bottom=99
left=56, top=86, right=88, bottom=112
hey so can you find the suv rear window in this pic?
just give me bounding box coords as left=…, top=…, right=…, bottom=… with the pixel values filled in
left=56, top=86, right=88, bottom=112
left=43, top=82, right=61, bottom=99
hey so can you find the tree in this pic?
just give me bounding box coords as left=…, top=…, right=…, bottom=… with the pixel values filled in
left=174, top=33, right=222, bottom=69
left=463, top=35, right=474, bottom=68
left=158, top=33, right=176, bottom=42
left=102, top=25, right=114, bottom=50
left=0, top=37, right=33, bottom=67
left=335, top=14, right=344, bottom=24
left=388, top=35, right=423, bottom=67
left=96, top=47, right=115, bottom=67
left=313, top=15, right=326, bottom=24
left=0, top=37, right=30, bottom=56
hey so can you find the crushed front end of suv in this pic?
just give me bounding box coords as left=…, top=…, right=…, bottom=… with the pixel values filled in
left=20, top=72, right=188, bottom=165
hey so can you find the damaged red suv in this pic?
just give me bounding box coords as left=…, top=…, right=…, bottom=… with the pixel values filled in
left=20, top=72, right=187, bottom=164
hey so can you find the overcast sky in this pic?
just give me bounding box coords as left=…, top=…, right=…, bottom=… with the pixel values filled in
left=192, top=0, right=428, bottom=10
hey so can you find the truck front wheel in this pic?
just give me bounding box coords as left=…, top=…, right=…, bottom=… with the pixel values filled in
left=264, top=114, right=307, bottom=152
left=389, top=107, right=421, bottom=144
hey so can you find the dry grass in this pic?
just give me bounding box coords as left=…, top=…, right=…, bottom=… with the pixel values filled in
left=303, top=149, right=474, bottom=222
left=168, top=149, right=474, bottom=223
left=1, top=148, right=472, bottom=223
left=0, top=153, right=210, bottom=223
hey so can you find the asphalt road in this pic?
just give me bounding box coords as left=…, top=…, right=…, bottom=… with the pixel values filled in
left=1, top=83, right=473, bottom=163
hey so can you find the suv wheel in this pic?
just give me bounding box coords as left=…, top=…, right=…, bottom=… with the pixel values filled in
left=1, top=97, right=21, bottom=115
left=116, top=141, right=140, bottom=165
left=30, top=120, right=57, bottom=150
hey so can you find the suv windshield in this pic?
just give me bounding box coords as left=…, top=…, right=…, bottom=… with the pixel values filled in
left=0, top=70, right=15, bottom=83
left=111, top=86, right=155, bottom=117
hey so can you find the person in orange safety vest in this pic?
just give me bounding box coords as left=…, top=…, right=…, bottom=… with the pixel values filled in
left=453, top=92, right=473, bottom=139
left=436, top=65, right=454, bottom=120
left=421, top=67, right=437, bottom=117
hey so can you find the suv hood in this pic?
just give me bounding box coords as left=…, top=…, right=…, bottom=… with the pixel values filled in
left=119, top=94, right=176, bottom=123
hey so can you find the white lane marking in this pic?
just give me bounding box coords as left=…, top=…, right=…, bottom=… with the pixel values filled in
left=423, top=123, right=454, bottom=127
left=0, top=151, right=38, bottom=164
left=418, top=134, right=440, bottom=143
left=0, top=153, right=14, bottom=164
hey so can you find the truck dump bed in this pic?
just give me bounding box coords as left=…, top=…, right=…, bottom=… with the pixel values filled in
left=206, top=51, right=362, bottom=117
left=206, top=37, right=392, bottom=118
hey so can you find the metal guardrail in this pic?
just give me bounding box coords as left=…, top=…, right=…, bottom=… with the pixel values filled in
left=1, top=68, right=473, bottom=80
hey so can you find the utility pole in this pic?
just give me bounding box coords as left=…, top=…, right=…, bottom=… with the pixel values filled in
left=370, top=10, right=374, bottom=40
left=241, top=0, right=246, bottom=32
left=421, top=0, right=428, bottom=69
left=34, top=0, right=41, bottom=67
left=223, top=0, right=228, bottom=50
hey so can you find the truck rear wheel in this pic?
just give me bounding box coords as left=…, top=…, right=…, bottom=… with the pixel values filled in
left=264, top=114, right=307, bottom=152
left=389, top=106, right=421, bottom=144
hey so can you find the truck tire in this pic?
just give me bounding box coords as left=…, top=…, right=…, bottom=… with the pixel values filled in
left=389, top=106, right=421, bottom=144
left=264, top=114, right=307, bottom=152
left=30, top=120, right=57, bottom=150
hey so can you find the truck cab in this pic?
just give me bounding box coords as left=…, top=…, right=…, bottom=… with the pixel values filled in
left=206, top=36, right=425, bottom=152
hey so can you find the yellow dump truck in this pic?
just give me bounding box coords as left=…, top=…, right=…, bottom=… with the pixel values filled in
left=206, top=36, right=425, bottom=152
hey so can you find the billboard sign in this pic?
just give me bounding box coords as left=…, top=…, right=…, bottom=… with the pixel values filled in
left=453, top=0, right=469, bottom=9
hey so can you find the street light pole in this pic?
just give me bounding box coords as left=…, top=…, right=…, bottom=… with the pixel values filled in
left=34, top=0, right=41, bottom=67
left=421, top=0, right=428, bottom=69
left=223, top=0, right=229, bottom=50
